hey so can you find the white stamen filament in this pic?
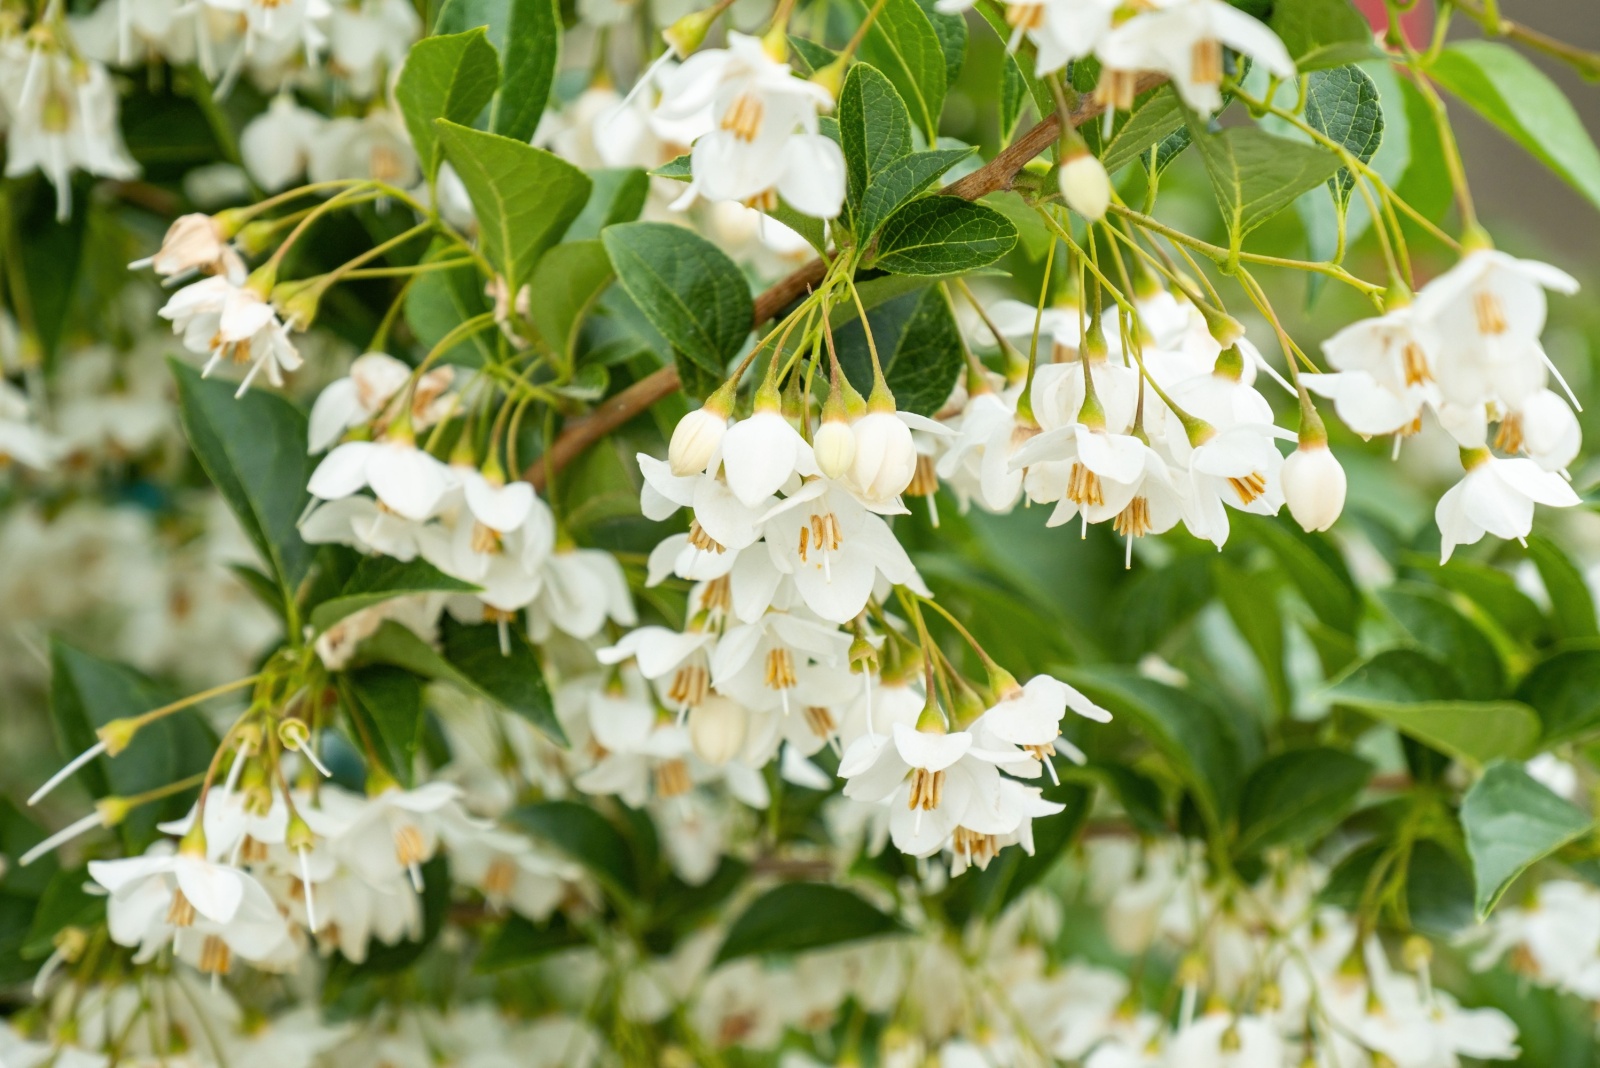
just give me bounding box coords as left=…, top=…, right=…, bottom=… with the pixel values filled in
left=31, top=944, right=68, bottom=999
left=298, top=742, right=331, bottom=779
left=299, top=846, right=318, bottom=932
left=497, top=617, right=511, bottom=656
left=29, top=740, right=108, bottom=806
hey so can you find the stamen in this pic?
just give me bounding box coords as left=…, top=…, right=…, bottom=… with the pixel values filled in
left=802, top=705, right=836, bottom=740
left=1402, top=341, right=1432, bottom=386
left=470, top=522, right=502, bottom=554
left=483, top=857, right=517, bottom=903
left=1067, top=462, right=1104, bottom=508
left=166, top=889, right=197, bottom=927
left=197, top=934, right=230, bottom=976
left=720, top=92, right=765, bottom=142
left=667, top=662, right=709, bottom=709
left=1191, top=38, right=1222, bottom=85
left=1474, top=289, right=1507, bottom=335
left=687, top=520, right=725, bottom=554
left=907, top=768, right=946, bottom=811
left=1227, top=472, right=1268, bottom=505
left=763, top=647, right=797, bottom=692
left=655, top=759, right=692, bottom=799
left=1494, top=414, right=1525, bottom=454
left=699, top=576, right=732, bottom=616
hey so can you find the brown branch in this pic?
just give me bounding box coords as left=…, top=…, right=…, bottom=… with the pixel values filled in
left=523, top=76, right=1165, bottom=488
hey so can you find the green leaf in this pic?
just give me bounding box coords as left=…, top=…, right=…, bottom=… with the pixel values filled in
left=440, top=616, right=564, bottom=744
left=1189, top=120, right=1343, bottom=241
left=788, top=35, right=838, bottom=75
left=1100, top=86, right=1187, bottom=174
left=857, top=147, right=974, bottom=241
left=509, top=801, right=635, bottom=896
left=839, top=63, right=915, bottom=219
left=856, top=0, right=948, bottom=142
left=1326, top=649, right=1540, bottom=766
left=1235, top=747, right=1371, bottom=856
left=916, top=0, right=966, bottom=88
left=649, top=154, right=692, bottom=181
left=1242, top=516, right=1359, bottom=635
left=21, top=869, right=99, bottom=959
left=491, top=0, right=560, bottom=141
left=832, top=284, right=964, bottom=416
left=1527, top=535, right=1599, bottom=640
left=1430, top=41, right=1600, bottom=215
left=171, top=360, right=315, bottom=596
left=0, top=802, right=54, bottom=897
left=1304, top=65, right=1384, bottom=210
left=1214, top=561, right=1289, bottom=715
left=1462, top=761, right=1592, bottom=918
left=48, top=641, right=211, bottom=847
left=715, top=883, right=903, bottom=964
left=310, top=556, right=478, bottom=632
left=10, top=178, right=88, bottom=364
left=528, top=239, right=615, bottom=364
left=872, top=197, right=1017, bottom=276
left=1064, top=666, right=1249, bottom=826
left=601, top=221, right=753, bottom=377
left=476, top=914, right=586, bottom=971
left=1269, top=0, right=1377, bottom=71
left=1519, top=650, right=1600, bottom=744
left=1379, top=584, right=1504, bottom=697
left=566, top=168, right=651, bottom=240
left=342, top=666, right=425, bottom=786
left=395, top=29, right=501, bottom=181
left=435, top=121, right=591, bottom=292
left=404, top=240, right=496, bottom=367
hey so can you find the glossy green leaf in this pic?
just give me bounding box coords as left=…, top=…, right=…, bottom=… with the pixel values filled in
left=601, top=221, right=753, bottom=377
left=395, top=29, right=500, bottom=180
left=1243, top=517, right=1360, bottom=635
left=435, top=121, right=591, bottom=292
left=509, top=801, right=635, bottom=896
left=856, top=0, right=948, bottom=142
left=491, top=0, right=560, bottom=141
left=1379, top=584, right=1504, bottom=697
left=476, top=914, right=586, bottom=971
left=1462, top=761, right=1592, bottom=918
left=716, top=883, right=903, bottom=964
left=405, top=240, right=496, bottom=367
left=310, top=556, right=478, bottom=631
left=528, top=239, right=615, bottom=364
left=566, top=168, right=651, bottom=240
left=1304, top=64, right=1384, bottom=210
left=171, top=360, right=315, bottom=595
left=1189, top=120, right=1342, bottom=241
left=1430, top=41, right=1600, bottom=214
left=1527, top=535, right=1599, bottom=640
left=1214, top=561, right=1289, bottom=715
left=872, top=197, right=1017, bottom=276
left=440, top=616, right=564, bottom=744
left=839, top=63, right=914, bottom=219
left=856, top=147, right=975, bottom=241
left=832, top=284, right=964, bottom=416
left=1270, top=0, right=1377, bottom=71
left=1518, top=650, right=1600, bottom=744
left=916, top=0, right=966, bottom=88
left=1100, top=86, right=1186, bottom=174
left=342, top=666, right=425, bottom=786
left=1235, top=747, right=1371, bottom=856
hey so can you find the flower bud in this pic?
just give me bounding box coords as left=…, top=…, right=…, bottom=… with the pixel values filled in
left=814, top=415, right=856, bottom=480
left=668, top=405, right=729, bottom=476
left=1282, top=442, right=1346, bottom=533
left=688, top=695, right=747, bottom=765
left=1060, top=150, right=1111, bottom=222
left=663, top=5, right=717, bottom=57
left=849, top=410, right=917, bottom=503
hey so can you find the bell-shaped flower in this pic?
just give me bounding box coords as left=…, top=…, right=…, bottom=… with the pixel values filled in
left=130, top=213, right=244, bottom=283
left=1495, top=388, right=1583, bottom=473
left=1, top=47, right=137, bottom=220
left=159, top=276, right=303, bottom=396
left=529, top=546, right=638, bottom=641
left=1097, top=0, right=1294, bottom=114
left=720, top=407, right=819, bottom=508
left=1414, top=248, right=1578, bottom=369
left=711, top=607, right=853, bottom=714
left=1436, top=452, right=1581, bottom=563
left=308, top=354, right=455, bottom=453
left=240, top=93, right=325, bottom=192
left=1182, top=424, right=1285, bottom=548
left=308, top=434, right=455, bottom=522
left=977, top=674, right=1111, bottom=774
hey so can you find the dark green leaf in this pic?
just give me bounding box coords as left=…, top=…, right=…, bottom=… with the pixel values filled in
left=916, top=0, right=966, bottom=88
left=491, top=0, right=560, bottom=141
left=856, top=0, right=948, bottom=142
left=857, top=147, right=975, bottom=240
left=1527, top=535, right=1599, bottom=640
left=601, top=221, right=753, bottom=377
left=1462, top=761, right=1592, bottom=918
left=567, top=168, right=651, bottom=240
left=529, top=239, right=615, bottom=364
left=435, top=121, right=592, bottom=292
left=395, top=29, right=501, bottom=180
left=1214, top=560, right=1289, bottom=715
left=440, top=616, right=564, bottom=744
left=311, top=556, right=478, bottom=631
left=404, top=240, right=496, bottom=367
left=1270, top=0, right=1377, bottom=71
left=1188, top=119, right=1342, bottom=241
left=509, top=801, right=635, bottom=895
left=1379, top=584, right=1504, bottom=697
left=1519, top=650, right=1600, bottom=744
left=1100, top=86, right=1187, bottom=174
left=1304, top=65, right=1384, bottom=210
left=342, top=666, right=426, bottom=786
left=872, top=197, right=1017, bottom=275
left=171, top=360, right=316, bottom=594
left=716, top=883, right=903, bottom=964
left=21, top=869, right=99, bottom=959
left=1430, top=41, right=1600, bottom=215
left=839, top=63, right=915, bottom=219
left=476, top=914, right=586, bottom=970
left=832, top=284, right=964, bottom=416
left=1235, top=747, right=1371, bottom=856
left=1242, top=516, right=1359, bottom=635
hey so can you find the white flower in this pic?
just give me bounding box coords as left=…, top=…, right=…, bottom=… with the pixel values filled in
left=1060, top=151, right=1111, bottom=221
left=241, top=93, right=325, bottom=192
left=978, top=674, right=1110, bottom=772
left=1182, top=425, right=1285, bottom=548
left=327, top=0, right=419, bottom=100
left=308, top=437, right=455, bottom=521
left=130, top=213, right=244, bottom=282
left=0, top=382, right=59, bottom=470
left=308, top=353, right=455, bottom=453
left=720, top=408, right=819, bottom=508
left=1497, top=388, right=1582, bottom=472
left=1168, top=1012, right=1283, bottom=1068
left=159, top=276, right=304, bottom=395
left=307, top=108, right=419, bottom=187
left=669, top=404, right=730, bottom=476
left=313, top=781, right=464, bottom=890
left=1436, top=453, right=1581, bottom=563
left=660, top=32, right=846, bottom=218
left=441, top=821, right=579, bottom=920
left=1306, top=304, right=1439, bottom=438
left=1281, top=441, right=1346, bottom=532
left=1415, top=248, right=1578, bottom=369
left=1097, top=0, right=1294, bottom=114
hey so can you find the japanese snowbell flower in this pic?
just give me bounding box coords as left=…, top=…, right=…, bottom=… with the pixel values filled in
left=308, top=353, right=455, bottom=452
left=1435, top=452, right=1581, bottom=563
left=1097, top=0, right=1295, bottom=114
left=1495, top=387, right=1582, bottom=472
left=159, top=275, right=303, bottom=396
left=1182, top=424, right=1285, bottom=548
left=720, top=405, right=819, bottom=508
left=978, top=674, right=1110, bottom=775
left=130, top=213, right=244, bottom=283
left=240, top=92, right=324, bottom=192
left=1414, top=248, right=1578, bottom=369
left=658, top=32, right=846, bottom=217
left=529, top=545, right=638, bottom=641
left=308, top=434, right=455, bottom=522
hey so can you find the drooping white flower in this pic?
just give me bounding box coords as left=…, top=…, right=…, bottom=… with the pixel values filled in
left=1436, top=452, right=1581, bottom=563
left=669, top=404, right=731, bottom=476
left=1281, top=441, right=1346, bottom=533
left=240, top=93, right=325, bottom=192
left=307, top=353, right=455, bottom=452
left=1306, top=304, right=1439, bottom=438
left=308, top=436, right=456, bottom=522
left=1096, top=0, right=1295, bottom=114
left=159, top=275, right=303, bottom=395
left=130, top=213, right=245, bottom=283
left=720, top=407, right=819, bottom=508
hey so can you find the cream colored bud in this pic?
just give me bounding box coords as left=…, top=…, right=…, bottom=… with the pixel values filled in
left=1060, top=151, right=1111, bottom=222
left=688, top=695, right=747, bottom=766
left=814, top=416, right=856, bottom=480
left=849, top=410, right=917, bottom=503
left=1282, top=442, right=1346, bottom=533
left=668, top=406, right=728, bottom=476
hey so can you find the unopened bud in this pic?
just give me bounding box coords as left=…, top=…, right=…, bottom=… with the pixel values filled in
left=1282, top=442, right=1345, bottom=533
left=1060, top=150, right=1111, bottom=222
left=669, top=404, right=729, bottom=476
left=849, top=410, right=917, bottom=504
left=1200, top=303, right=1245, bottom=346
left=272, top=278, right=324, bottom=331
left=688, top=695, right=747, bottom=765
left=815, top=415, right=856, bottom=480
left=662, top=6, right=717, bottom=57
